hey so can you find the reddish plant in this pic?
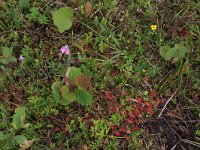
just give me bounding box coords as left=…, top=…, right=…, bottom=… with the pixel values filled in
left=120, top=109, right=127, bottom=115
left=126, top=118, right=133, bottom=124
left=110, top=124, right=116, bottom=130
left=113, top=131, right=121, bottom=136
left=109, top=91, right=162, bottom=139
left=149, top=91, right=157, bottom=98
left=120, top=126, right=127, bottom=133
left=145, top=101, right=151, bottom=107
left=136, top=97, right=143, bottom=103
left=105, top=91, right=115, bottom=101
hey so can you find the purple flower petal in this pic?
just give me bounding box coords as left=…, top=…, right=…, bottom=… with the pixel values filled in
left=19, top=55, right=25, bottom=61
left=60, top=45, right=70, bottom=55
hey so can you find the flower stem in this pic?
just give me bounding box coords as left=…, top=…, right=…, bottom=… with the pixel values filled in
left=62, top=52, right=71, bottom=83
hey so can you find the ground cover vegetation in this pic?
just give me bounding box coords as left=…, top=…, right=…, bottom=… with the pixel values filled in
left=0, top=0, right=200, bottom=149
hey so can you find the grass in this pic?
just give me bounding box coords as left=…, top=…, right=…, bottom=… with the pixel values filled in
left=0, top=0, right=200, bottom=149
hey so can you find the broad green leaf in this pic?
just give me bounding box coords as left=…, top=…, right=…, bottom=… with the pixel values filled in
left=60, top=85, right=69, bottom=99
left=8, top=56, right=17, bottom=63
left=160, top=43, right=189, bottom=61
left=69, top=67, right=82, bottom=81
left=2, top=47, right=12, bottom=57
left=1, top=57, right=16, bottom=64
left=75, top=89, right=92, bottom=105
left=52, top=7, right=73, bottom=33
left=60, top=98, right=73, bottom=106
left=1, top=47, right=16, bottom=64
left=74, top=75, right=91, bottom=91
left=160, top=45, right=176, bottom=60
left=12, top=107, right=26, bottom=129
left=63, top=92, right=76, bottom=101
left=174, top=43, right=189, bottom=58
left=1, top=58, right=9, bottom=64
left=0, top=132, right=6, bottom=141
left=60, top=85, right=74, bottom=105
left=51, top=81, right=61, bottom=101
left=13, top=135, right=27, bottom=144
left=61, top=85, right=69, bottom=94
left=51, top=81, right=60, bottom=94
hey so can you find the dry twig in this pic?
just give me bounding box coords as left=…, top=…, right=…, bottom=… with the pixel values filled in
left=158, top=89, right=179, bottom=118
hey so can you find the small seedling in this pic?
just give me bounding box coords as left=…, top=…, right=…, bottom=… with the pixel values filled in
left=0, top=47, right=16, bottom=64
left=160, top=42, right=189, bottom=62
left=0, top=107, right=33, bottom=149
left=51, top=67, right=92, bottom=106
left=26, top=7, right=48, bottom=24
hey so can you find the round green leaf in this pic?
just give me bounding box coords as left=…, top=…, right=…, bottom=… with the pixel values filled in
left=75, top=89, right=92, bottom=106
left=52, top=7, right=73, bottom=33
left=8, top=56, right=17, bottom=63
left=65, top=92, right=76, bottom=101
left=13, top=135, right=27, bottom=144
left=61, top=85, right=69, bottom=94
left=69, top=67, right=82, bottom=81
left=60, top=85, right=75, bottom=105
left=174, top=43, right=189, bottom=58
left=1, top=58, right=9, bottom=64
left=51, top=81, right=61, bottom=101
left=160, top=45, right=176, bottom=60
left=0, top=132, right=6, bottom=141
left=2, top=47, right=12, bottom=57
left=61, top=92, right=76, bottom=105
left=60, top=98, right=72, bottom=106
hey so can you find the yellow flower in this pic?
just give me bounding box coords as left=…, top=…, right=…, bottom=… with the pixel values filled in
left=151, top=25, right=157, bottom=31
left=35, top=59, right=39, bottom=63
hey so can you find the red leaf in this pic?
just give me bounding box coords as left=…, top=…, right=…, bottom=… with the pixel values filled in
left=154, top=98, right=161, bottom=108
left=108, top=106, right=118, bottom=114
left=124, top=135, right=130, bottom=140
left=135, top=119, right=142, bottom=124
left=139, top=107, right=144, bottom=111
left=84, top=113, right=89, bottom=118
left=85, top=1, right=92, bottom=18
left=64, top=76, right=70, bottom=84
left=117, top=104, right=123, bottom=109
left=134, top=109, right=141, bottom=116
left=132, top=104, right=139, bottom=109
left=126, top=130, right=132, bottom=134
left=120, top=127, right=127, bottom=133
left=113, top=131, right=121, bottom=136
left=65, top=116, right=71, bottom=123
left=149, top=91, right=157, bottom=98
left=131, top=126, right=139, bottom=131
left=110, top=123, right=116, bottom=130
left=129, top=111, right=136, bottom=118
left=145, top=107, right=153, bottom=115
left=136, top=98, right=143, bottom=103
left=177, top=28, right=189, bottom=37
left=74, top=75, right=91, bottom=91
left=105, top=91, right=115, bottom=101
left=126, top=118, right=133, bottom=124
left=145, top=101, right=151, bottom=107
left=110, top=70, right=121, bottom=77
left=120, top=110, right=127, bottom=115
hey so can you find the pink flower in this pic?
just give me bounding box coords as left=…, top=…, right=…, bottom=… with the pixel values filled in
left=19, top=55, right=25, bottom=61
left=60, top=45, right=70, bottom=55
